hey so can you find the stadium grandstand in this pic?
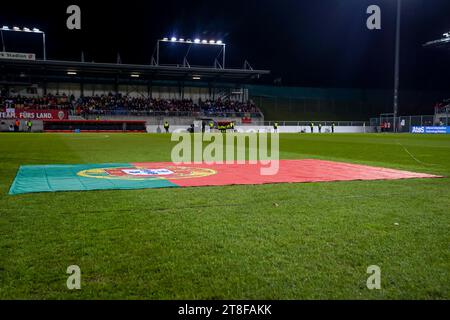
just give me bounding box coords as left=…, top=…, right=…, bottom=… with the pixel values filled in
left=0, top=57, right=269, bottom=131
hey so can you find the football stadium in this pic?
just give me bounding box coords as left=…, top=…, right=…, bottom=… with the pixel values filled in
left=0, top=0, right=449, bottom=306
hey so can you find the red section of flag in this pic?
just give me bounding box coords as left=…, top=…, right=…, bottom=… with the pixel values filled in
left=132, top=160, right=441, bottom=187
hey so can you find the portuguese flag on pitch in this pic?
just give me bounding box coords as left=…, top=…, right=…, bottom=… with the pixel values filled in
left=9, top=160, right=440, bottom=195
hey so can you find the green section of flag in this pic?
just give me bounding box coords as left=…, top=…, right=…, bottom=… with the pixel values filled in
left=9, top=163, right=179, bottom=195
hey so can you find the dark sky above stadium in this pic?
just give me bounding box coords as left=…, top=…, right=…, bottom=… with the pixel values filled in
left=1, top=0, right=450, bottom=90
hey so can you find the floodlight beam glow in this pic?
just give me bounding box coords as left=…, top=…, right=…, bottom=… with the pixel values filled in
left=161, top=37, right=225, bottom=45
left=1, top=25, right=43, bottom=33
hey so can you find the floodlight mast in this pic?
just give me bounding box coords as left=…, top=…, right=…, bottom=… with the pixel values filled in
left=0, top=30, right=5, bottom=52
left=0, top=26, right=46, bottom=60
left=393, top=0, right=402, bottom=133
left=155, top=37, right=226, bottom=69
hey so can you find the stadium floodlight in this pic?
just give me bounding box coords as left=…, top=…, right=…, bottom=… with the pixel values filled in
left=130, top=74, right=140, bottom=78
left=192, top=75, right=201, bottom=80
left=156, top=35, right=227, bottom=68
left=1, top=25, right=46, bottom=60
left=67, top=71, right=77, bottom=75
left=163, top=37, right=225, bottom=46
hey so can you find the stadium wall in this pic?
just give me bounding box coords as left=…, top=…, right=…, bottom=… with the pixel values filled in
left=0, top=120, right=372, bottom=133
left=145, top=125, right=374, bottom=133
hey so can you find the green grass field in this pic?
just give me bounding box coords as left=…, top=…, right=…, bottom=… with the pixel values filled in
left=0, top=133, right=449, bottom=299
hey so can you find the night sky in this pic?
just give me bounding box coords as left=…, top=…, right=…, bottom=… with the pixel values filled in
left=1, top=0, right=450, bottom=90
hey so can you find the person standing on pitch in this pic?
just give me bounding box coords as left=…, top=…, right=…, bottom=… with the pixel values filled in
left=273, top=122, right=278, bottom=133
left=310, top=122, right=314, bottom=133
left=332, top=122, right=335, bottom=133
left=318, top=123, right=322, bottom=133
left=164, top=121, right=170, bottom=133
left=27, top=120, right=33, bottom=132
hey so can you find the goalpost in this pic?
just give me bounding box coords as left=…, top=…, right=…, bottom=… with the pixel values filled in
left=379, top=113, right=395, bottom=133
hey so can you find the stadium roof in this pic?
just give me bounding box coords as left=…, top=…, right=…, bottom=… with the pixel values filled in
left=0, top=59, right=270, bottom=85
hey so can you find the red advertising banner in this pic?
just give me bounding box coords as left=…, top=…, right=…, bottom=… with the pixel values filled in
left=0, top=109, right=68, bottom=120
left=242, top=117, right=252, bottom=124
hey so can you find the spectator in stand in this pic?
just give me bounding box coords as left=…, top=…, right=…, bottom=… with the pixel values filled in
left=1, top=93, right=262, bottom=118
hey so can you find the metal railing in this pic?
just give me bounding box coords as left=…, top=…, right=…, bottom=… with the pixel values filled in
left=261, top=121, right=368, bottom=127
left=370, top=114, right=449, bottom=133
left=77, top=110, right=263, bottom=119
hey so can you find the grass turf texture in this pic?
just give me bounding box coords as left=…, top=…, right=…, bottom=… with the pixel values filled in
left=0, top=133, right=449, bottom=299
